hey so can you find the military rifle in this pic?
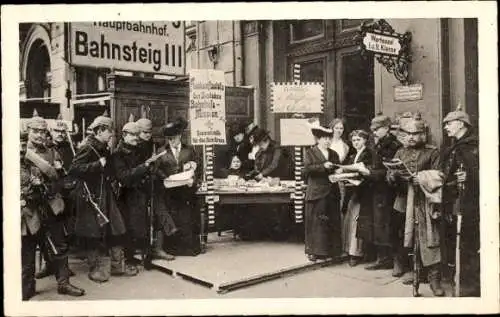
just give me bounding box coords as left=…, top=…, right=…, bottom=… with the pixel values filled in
left=65, top=130, right=110, bottom=227
left=454, top=163, right=465, bottom=297
left=144, top=143, right=157, bottom=270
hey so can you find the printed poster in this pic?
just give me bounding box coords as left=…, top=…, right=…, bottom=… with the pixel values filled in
left=189, top=69, right=227, bottom=145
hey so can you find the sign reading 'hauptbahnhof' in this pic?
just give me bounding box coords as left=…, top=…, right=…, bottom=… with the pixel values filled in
left=70, top=21, right=185, bottom=75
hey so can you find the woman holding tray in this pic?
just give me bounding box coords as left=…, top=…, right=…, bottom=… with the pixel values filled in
left=339, top=129, right=386, bottom=267
left=302, top=123, right=342, bottom=262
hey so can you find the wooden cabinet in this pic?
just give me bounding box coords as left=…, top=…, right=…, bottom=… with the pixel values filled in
left=106, top=74, right=254, bottom=171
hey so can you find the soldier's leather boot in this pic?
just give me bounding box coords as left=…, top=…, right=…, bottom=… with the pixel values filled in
left=57, top=282, right=85, bottom=296
left=428, top=264, right=445, bottom=297
left=110, top=246, right=126, bottom=276
left=88, top=251, right=110, bottom=283
left=153, top=231, right=175, bottom=261
left=53, top=257, right=85, bottom=296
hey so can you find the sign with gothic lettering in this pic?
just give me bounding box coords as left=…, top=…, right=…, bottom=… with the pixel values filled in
left=362, top=32, right=401, bottom=56
left=70, top=21, right=185, bottom=75
left=189, top=69, right=226, bottom=145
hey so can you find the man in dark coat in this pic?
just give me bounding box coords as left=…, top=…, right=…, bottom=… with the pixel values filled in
left=155, top=117, right=202, bottom=256
left=21, top=113, right=85, bottom=299
left=135, top=117, right=178, bottom=261
left=440, top=105, right=479, bottom=297
left=69, top=115, right=129, bottom=283
left=366, top=114, right=403, bottom=272
left=36, top=115, right=77, bottom=279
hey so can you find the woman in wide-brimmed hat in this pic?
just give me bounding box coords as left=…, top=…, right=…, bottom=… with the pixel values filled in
left=302, top=123, right=342, bottom=261
left=155, top=117, right=202, bottom=257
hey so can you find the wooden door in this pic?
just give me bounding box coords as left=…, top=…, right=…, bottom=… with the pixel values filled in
left=335, top=46, right=375, bottom=134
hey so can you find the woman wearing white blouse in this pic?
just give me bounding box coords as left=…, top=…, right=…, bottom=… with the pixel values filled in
left=328, top=118, right=350, bottom=164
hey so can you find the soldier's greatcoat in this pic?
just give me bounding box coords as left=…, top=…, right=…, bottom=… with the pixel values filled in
left=112, top=141, right=151, bottom=240
left=69, top=136, right=126, bottom=238
left=440, top=129, right=479, bottom=296
left=372, top=133, right=402, bottom=247
left=391, top=144, right=441, bottom=267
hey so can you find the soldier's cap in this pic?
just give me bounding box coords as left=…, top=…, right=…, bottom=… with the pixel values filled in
left=163, top=117, right=187, bottom=137
left=27, top=109, right=48, bottom=130
left=370, top=113, right=392, bottom=130
left=136, top=118, right=153, bottom=131
left=443, top=102, right=471, bottom=126
left=399, top=117, right=426, bottom=133
left=88, top=116, right=114, bottom=130
left=122, top=122, right=140, bottom=134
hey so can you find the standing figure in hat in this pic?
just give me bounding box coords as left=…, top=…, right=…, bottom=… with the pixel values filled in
left=155, top=117, right=201, bottom=256
left=302, top=123, right=342, bottom=261
left=36, top=114, right=78, bottom=280
left=135, top=116, right=178, bottom=261
left=112, top=119, right=166, bottom=275
left=365, top=113, right=403, bottom=273
left=241, top=128, right=292, bottom=240
left=440, top=104, right=479, bottom=296
left=69, top=115, right=129, bottom=283
left=244, top=122, right=261, bottom=174
left=21, top=112, right=85, bottom=299
left=387, top=113, right=445, bottom=296
left=340, top=129, right=386, bottom=267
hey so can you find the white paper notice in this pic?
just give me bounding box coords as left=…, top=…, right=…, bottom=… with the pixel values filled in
left=189, top=69, right=227, bottom=145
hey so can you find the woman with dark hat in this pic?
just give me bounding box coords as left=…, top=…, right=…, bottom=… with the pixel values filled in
left=302, top=123, right=342, bottom=261
left=155, top=117, right=202, bottom=256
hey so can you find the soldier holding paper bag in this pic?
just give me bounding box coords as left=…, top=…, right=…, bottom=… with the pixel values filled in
left=387, top=113, right=444, bottom=297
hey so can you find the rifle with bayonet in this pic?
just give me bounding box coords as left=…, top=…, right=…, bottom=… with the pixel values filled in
left=65, top=130, right=110, bottom=227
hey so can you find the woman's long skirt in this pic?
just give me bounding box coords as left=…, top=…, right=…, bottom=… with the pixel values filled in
left=305, top=192, right=341, bottom=257
left=343, top=192, right=364, bottom=257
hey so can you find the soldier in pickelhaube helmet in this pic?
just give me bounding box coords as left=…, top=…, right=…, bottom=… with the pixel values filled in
left=36, top=113, right=78, bottom=280
left=387, top=112, right=445, bottom=297
left=440, top=103, right=479, bottom=296
left=21, top=110, right=85, bottom=299
left=69, top=111, right=128, bottom=283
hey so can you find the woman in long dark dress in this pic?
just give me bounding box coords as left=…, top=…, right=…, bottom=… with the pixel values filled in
left=340, top=129, right=386, bottom=267
left=303, top=124, right=342, bottom=261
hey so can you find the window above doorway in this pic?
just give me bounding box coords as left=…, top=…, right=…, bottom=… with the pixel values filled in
left=289, top=20, right=325, bottom=44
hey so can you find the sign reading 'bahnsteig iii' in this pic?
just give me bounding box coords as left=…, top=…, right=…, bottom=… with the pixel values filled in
left=70, top=21, right=185, bottom=75
left=189, top=69, right=227, bottom=145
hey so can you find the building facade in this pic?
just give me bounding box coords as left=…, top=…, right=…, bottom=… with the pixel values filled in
left=19, top=19, right=478, bottom=146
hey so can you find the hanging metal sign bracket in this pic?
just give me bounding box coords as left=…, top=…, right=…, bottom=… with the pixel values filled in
left=355, top=19, right=412, bottom=85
